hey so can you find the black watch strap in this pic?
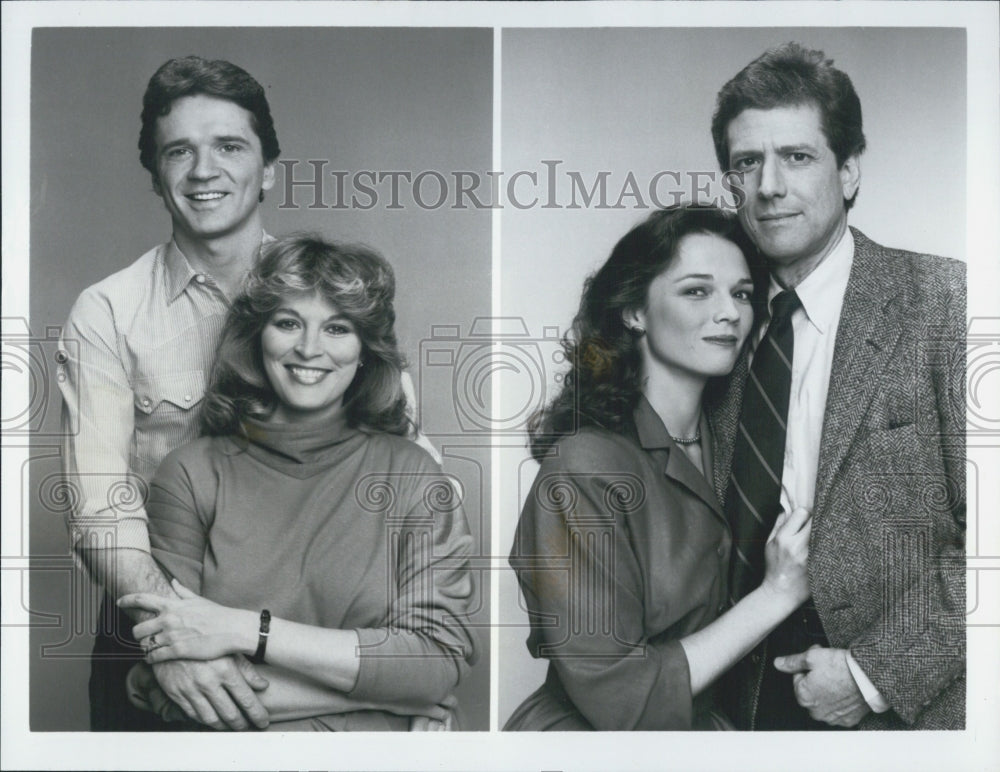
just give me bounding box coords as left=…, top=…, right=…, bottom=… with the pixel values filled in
left=249, top=609, right=271, bottom=665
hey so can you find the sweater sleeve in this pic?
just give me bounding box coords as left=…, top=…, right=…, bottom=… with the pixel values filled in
left=146, top=444, right=214, bottom=593
left=509, top=443, right=695, bottom=730
left=349, top=461, right=478, bottom=705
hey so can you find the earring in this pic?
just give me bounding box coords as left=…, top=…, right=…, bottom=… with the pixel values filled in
left=628, top=325, right=645, bottom=336
left=258, top=189, right=265, bottom=203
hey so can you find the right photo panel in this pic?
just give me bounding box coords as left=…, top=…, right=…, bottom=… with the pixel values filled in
left=498, top=27, right=967, bottom=731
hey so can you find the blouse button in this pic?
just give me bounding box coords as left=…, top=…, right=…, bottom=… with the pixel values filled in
left=195, top=274, right=207, bottom=284
left=184, top=394, right=192, bottom=402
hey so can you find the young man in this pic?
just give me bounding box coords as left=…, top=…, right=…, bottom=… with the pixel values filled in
left=59, top=56, right=281, bottom=731
left=707, top=43, right=965, bottom=730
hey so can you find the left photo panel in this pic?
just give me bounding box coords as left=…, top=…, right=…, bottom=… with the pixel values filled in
left=27, top=26, right=492, bottom=731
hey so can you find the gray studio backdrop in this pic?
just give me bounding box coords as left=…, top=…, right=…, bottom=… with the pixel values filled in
left=498, top=26, right=967, bottom=725
left=29, top=27, right=492, bottom=731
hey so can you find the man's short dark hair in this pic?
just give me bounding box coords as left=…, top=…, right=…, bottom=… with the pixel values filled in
left=711, top=43, right=866, bottom=209
left=138, top=56, right=281, bottom=180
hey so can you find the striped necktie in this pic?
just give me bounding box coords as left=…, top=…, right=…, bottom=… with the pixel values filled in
left=727, top=289, right=801, bottom=601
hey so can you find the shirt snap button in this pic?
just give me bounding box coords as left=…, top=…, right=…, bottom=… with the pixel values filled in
left=195, top=274, right=206, bottom=284
left=184, top=394, right=192, bottom=402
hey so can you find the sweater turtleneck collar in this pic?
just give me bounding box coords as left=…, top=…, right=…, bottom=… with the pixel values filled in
left=237, top=413, right=366, bottom=475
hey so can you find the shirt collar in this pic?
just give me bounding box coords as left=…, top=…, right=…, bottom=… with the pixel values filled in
left=163, top=231, right=272, bottom=304
left=163, top=239, right=201, bottom=304
left=767, top=226, right=854, bottom=335
left=633, top=394, right=674, bottom=450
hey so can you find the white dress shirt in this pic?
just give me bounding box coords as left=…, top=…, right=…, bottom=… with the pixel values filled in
left=756, top=228, right=889, bottom=713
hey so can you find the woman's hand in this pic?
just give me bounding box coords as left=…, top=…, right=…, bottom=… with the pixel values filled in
left=681, top=506, right=812, bottom=697
left=118, top=579, right=258, bottom=664
left=761, top=506, right=812, bottom=606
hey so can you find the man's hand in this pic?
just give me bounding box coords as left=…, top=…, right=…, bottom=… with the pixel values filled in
left=120, top=579, right=257, bottom=663
left=151, top=654, right=270, bottom=730
left=774, top=645, right=870, bottom=727
left=126, top=663, right=187, bottom=722
left=409, top=715, right=450, bottom=731
left=408, top=695, right=457, bottom=731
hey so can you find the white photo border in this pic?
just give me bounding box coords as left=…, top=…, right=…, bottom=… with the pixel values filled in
left=3, top=2, right=998, bottom=771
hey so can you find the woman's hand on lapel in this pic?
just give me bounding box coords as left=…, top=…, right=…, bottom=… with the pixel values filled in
left=761, top=505, right=812, bottom=606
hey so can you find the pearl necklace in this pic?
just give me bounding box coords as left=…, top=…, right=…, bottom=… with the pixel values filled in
left=670, top=429, right=701, bottom=445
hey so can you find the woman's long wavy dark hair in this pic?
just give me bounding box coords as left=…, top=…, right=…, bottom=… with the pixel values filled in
left=528, top=205, right=762, bottom=461
left=201, top=234, right=411, bottom=437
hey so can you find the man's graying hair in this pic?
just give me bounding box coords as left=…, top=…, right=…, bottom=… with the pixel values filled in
left=712, top=42, right=866, bottom=210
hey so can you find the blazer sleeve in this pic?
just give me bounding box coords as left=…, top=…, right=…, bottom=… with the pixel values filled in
left=349, top=461, right=478, bottom=706
left=848, top=257, right=966, bottom=725
left=510, top=442, right=695, bottom=730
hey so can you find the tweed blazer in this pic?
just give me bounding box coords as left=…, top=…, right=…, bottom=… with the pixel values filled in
left=706, top=228, right=966, bottom=730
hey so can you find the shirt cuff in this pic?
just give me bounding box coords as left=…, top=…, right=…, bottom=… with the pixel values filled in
left=845, top=651, right=891, bottom=713
left=70, top=517, right=152, bottom=554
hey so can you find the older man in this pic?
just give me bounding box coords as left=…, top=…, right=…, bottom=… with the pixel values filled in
left=707, top=43, right=965, bottom=730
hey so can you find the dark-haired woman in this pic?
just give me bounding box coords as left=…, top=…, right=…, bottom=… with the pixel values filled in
left=505, top=206, right=811, bottom=730
left=120, top=235, right=476, bottom=731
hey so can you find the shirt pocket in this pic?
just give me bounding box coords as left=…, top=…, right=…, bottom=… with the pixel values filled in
left=132, top=370, right=206, bottom=470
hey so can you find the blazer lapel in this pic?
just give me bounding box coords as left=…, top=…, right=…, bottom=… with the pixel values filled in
left=634, top=397, right=724, bottom=521
left=814, top=229, right=906, bottom=511
left=705, top=352, right=748, bottom=508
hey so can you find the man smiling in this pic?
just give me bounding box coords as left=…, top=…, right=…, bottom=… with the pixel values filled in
left=708, top=43, right=965, bottom=730
left=59, top=56, right=280, bottom=731
left=149, top=93, right=275, bottom=266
